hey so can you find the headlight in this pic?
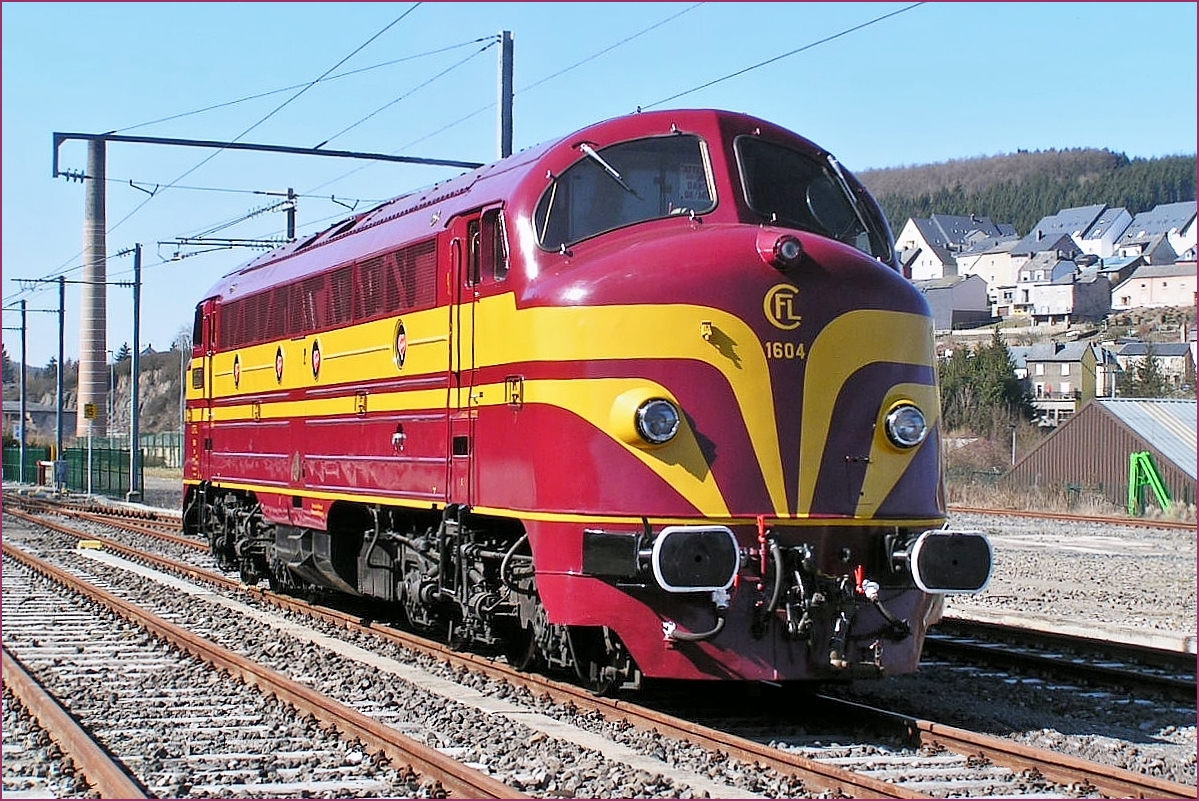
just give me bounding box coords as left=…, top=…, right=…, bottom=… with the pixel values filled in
left=884, top=403, right=928, bottom=448
left=636, top=399, right=680, bottom=444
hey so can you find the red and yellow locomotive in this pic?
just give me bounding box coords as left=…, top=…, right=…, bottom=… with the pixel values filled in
left=183, top=109, right=991, bottom=689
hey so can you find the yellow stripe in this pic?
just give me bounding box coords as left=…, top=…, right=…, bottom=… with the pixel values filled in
left=473, top=293, right=788, bottom=514
left=799, top=310, right=935, bottom=515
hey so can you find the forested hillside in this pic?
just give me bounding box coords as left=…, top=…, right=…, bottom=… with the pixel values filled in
left=858, top=149, right=1196, bottom=235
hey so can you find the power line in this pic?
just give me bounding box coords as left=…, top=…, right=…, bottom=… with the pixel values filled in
left=642, top=2, right=925, bottom=109
left=15, top=6, right=425, bottom=302
left=103, top=176, right=385, bottom=204
left=303, top=5, right=704, bottom=195
left=111, top=36, right=497, bottom=135
left=314, top=37, right=498, bottom=150
left=104, top=4, right=424, bottom=238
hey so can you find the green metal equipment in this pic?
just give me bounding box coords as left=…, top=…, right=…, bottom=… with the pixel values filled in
left=1128, top=451, right=1171, bottom=515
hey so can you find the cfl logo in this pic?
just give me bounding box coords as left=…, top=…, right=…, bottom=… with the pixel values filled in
left=764, top=284, right=802, bottom=331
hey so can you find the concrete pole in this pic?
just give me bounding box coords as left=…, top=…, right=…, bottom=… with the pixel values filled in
left=498, top=31, right=513, bottom=159
left=78, top=138, right=108, bottom=436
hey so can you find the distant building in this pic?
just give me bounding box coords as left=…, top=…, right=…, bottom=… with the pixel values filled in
left=1113, top=342, right=1196, bottom=387
left=1012, top=250, right=1082, bottom=316
left=1000, top=398, right=1196, bottom=509
left=896, top=214, right=1016, bottom=281
left=1116, top=201, right=1197, bottom=259
left=912, top=274, right=991, bottom=331
left=1028, top=268, right=1112, bottom=326
left=1076, top=206, right=1132, bottom=258
left=1024, top=341, right=1098, bottom=425
left=1012, top=204, right=1107, bottom=257
left=1110, top=262, right=1197, bottom=310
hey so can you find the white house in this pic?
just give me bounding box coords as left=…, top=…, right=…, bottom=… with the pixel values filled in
left=1117, top=201, right=1197, bottom=259
left=896, top=214, right=1015, bottom=281
left=1077, top=206, right=1132, bottom=258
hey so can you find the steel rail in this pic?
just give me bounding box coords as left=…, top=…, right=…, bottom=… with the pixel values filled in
left=926, top=619, right=1196, bottom=696
left=2, top=540, right=525, bottom=800
left=821, top=696, right=1197, bottom=799
left=949, top=505, right=1195, bottom=530
left=2, top=646, right=151, bottom=799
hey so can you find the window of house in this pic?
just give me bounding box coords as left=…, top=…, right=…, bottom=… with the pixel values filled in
left=1061, top=363, right=1070, bottom=376
left=1035, top=363, right=1045, bottom=376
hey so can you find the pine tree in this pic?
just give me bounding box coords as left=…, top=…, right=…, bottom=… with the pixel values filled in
left=1122, top=353, right=1170, bottom=398
left=115, top=342, right=131, bottom=362
left=1, top=343, right=13, bottom=385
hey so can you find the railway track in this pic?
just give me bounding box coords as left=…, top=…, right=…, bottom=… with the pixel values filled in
left=6, top=497, right=1194, bottom=798
left=950, top=504, right=1196, bottom=530
left=926, top=618, right=1197, bottom=698
left=2, top=539, right=523, bottom=799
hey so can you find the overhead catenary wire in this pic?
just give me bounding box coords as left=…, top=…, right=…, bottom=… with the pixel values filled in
left=313, top=37, right=499, bottom=150
left=641, top=2, right=925, bottom=109
left=110, top=36, right=498, bottom=135
left=4, top=4, right=429, bottom=306
left=303, top=3, right=705, bottom=195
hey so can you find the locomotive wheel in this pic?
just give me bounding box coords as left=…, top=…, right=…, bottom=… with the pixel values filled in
left=502, top=623, right=540, bottom=671
left=570, top=626, right=636, bottom=696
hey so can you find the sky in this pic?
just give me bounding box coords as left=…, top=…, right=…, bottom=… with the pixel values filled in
left=2, top=1, right=1196, bottom=369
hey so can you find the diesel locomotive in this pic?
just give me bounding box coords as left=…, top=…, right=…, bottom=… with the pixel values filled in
left=183, top=109, right=991, bottom=690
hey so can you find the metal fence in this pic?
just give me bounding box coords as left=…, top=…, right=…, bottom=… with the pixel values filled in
left=90, top=431, right=183, bottom=468
left=2, top=446, right=52, bottom=483
left=61, top=447, right=144, bottom=499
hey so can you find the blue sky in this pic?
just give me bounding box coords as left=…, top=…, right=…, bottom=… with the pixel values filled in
left=3, top=2, right=1196, bottom=368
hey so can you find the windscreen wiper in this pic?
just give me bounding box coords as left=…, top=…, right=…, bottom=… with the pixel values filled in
left=578, top=143, right=638, bottom=197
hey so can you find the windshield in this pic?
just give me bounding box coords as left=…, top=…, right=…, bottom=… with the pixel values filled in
left=534, top=135, right=715, bottom=250
left=735, top=136, right=891, bottom=261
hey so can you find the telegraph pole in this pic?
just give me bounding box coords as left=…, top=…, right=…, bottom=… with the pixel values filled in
left=56, top=276, right=65, bottom=467
left=498, top=30, right=514, bottom=158
left=3, top=304, right=28, bottom=482
left=19, top=301, right=26, bottom=483
left=127, top=244, right=142, bottom=502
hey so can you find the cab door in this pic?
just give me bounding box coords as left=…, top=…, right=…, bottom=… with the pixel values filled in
left=447, top=205, right=508, bottom=506
left=184, top=299, right=216, bottom=482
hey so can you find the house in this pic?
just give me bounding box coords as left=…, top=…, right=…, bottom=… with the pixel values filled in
left=999, top=398, right=1196, bottom=509
left=1077, top=206, right=1132, bottom=258
left=1023, top=341, right=1098, bottom=425
left=1095, top=253, right=1145, bottom=287
left=1009, top=232, right=1082, bottom=282
left=912, top=274, right=991, bottom=331
left=956, top=235, right=1022, bottom=313
left=1116, top=201, right=1197, bottom=259
left=1110, top=262, right=1198, bottom=310
left=1012, top=250, right=1083, bottom=315
left=1113, top=342, right=1196, bottom=387
left=895, top=214, right=1016, bottom=281
left=1028, top=268, right=1112, bottom=326
left=1011, top=204, right=1107, bottom=258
